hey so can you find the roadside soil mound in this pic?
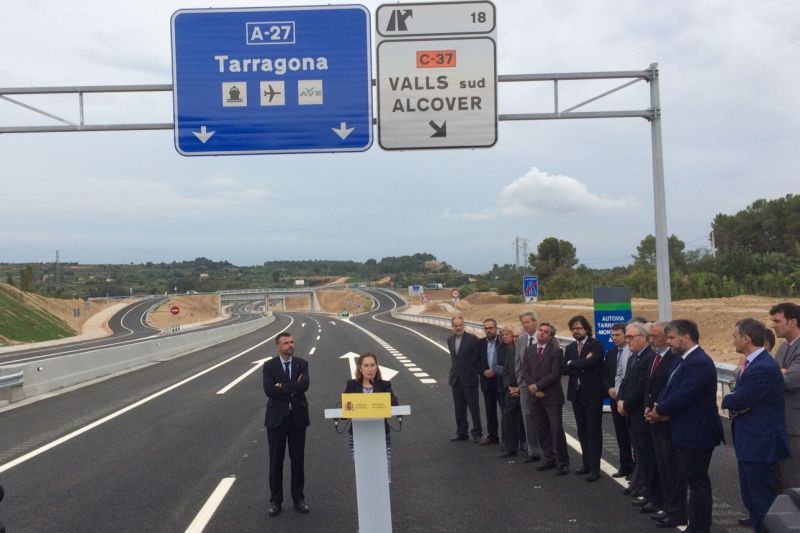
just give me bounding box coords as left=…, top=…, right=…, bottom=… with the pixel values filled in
left=149, top=295, right=220, bottom=329
left=402, top=291, right=796, bottom=365
left=316, top=289, right=371, bottom=314
left=464, top=291, right=508, bottom=305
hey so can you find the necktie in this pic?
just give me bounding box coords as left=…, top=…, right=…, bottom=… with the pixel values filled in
left=651, top=354, right=662, bottom=376
left=536, top=345, right=544, bottom=362
left=577, top=341, right=584, bottom=356
left=284, top=361, right=291, bottom=380
left=738, top=358, right=749, bottom=378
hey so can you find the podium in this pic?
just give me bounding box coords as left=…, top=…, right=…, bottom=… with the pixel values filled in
left=324, top=405, right=411, bottom=533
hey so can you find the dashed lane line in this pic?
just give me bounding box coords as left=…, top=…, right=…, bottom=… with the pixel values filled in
left=184, top=477, right=236, bottom=533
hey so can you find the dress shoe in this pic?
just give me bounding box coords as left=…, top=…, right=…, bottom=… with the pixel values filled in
left=612, top=470, right=631, bottom=478
left=655, top=517, right=686, bottom=528
left=630, top=487, right=646, bottom=498
left=500, top=451, right=517, bottom=458
left=738, top=515, right=752, bottom=526
left=478, top=437, right=498, bottom=446
left=294, top=501, right=310, bottom=513
left=537, top=462, right=557, bottom=471
left=556, top=465, right=570, bottom=475
left=585, top=473, right=600, bottom=482
left=574, top=467, right=590, bottom=475
left=623, top=486, right=635, bottom=495
left=640, top=502, right=660, bottom=514
left=471, top=435, right=482, bottom=444
left=450, top=435, right=468, bottom=442
left=267, top=503, right=281, bottom=517
left=522, top=455, right=541, bottom=463
left=650, top=511, right=667, bottom=521
left=632, top=496, right=648, bottom=506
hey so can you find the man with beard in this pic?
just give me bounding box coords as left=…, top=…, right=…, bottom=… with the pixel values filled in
left=478, top=318, right=502, bottom=445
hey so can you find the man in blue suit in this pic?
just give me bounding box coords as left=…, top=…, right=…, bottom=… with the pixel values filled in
left=722, top=318, right=789, bottom=533
left=646, top=319, right=723, bottom=532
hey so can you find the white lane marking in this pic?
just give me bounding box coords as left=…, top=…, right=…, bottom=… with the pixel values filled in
left=0, top=317, right=293, bottom=475
left=329, top=321, right=337, bottom=325
left=408, top=367, right=422, bottom=372
left=309, top=347, right=316, bottom=355
left=367, top=294, right=448, bottom=354
left=316, top=335, right=321, bottom=341
left=301, top=323, right=307, bottom=328
left=216, top=357, right=272, bottom=395
left=339, top=351, right=398, bottom=380
left=413, top=372, right=429, bottom=377
left=185, top=477, right=236, bottom=533
left=420, top=378, right=437, bottom=384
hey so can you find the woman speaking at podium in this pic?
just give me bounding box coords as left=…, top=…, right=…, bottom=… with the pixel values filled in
left=344, top=352, right=398, bottom=480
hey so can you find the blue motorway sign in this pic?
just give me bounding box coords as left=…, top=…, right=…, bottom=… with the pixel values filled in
left=171, top=6, right=373, bottom=156
left=523, top=275, right=538, bottom=298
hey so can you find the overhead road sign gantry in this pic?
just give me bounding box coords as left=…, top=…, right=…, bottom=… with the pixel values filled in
left=171, top=5, right=373, bottom=156
left=376, top=1, right=497, bottom=150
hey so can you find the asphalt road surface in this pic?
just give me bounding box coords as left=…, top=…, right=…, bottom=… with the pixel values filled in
left=0, top=290, right=748, bottom=532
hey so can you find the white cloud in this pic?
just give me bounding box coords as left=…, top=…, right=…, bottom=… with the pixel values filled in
left=499, top=166, right=635, bottom=216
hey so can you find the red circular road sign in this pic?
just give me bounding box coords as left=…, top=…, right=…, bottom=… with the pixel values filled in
left=170, top=305, right=180, bottom=316
left=451, top=289, right=460, bottom=299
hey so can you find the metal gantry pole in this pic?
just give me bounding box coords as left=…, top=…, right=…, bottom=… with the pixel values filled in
left=648, top=63, right=673, bottom=320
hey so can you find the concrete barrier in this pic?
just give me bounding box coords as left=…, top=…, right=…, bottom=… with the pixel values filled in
left=0, top=314, right=275, bottom=405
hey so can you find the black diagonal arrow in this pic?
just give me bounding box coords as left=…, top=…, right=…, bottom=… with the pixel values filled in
left=429, top=120, right=447, bottom=138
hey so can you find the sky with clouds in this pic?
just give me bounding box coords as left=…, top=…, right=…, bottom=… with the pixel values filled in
left=1, top=0, right=798, bottom=274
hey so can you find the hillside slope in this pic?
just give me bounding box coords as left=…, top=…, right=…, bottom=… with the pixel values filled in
left=0, top=283, right=75, bottom=345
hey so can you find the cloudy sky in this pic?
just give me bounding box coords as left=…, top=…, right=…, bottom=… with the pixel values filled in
left=1, top=0, right=797, bottom=273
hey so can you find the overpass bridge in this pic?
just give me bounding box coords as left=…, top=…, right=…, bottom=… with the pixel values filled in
left=217, top=287, right=322, bottom=312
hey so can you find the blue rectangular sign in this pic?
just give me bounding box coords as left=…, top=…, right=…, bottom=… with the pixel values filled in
left=523, top=275, right=538, bottom=298
left=171, top=5, right=373, bottom=156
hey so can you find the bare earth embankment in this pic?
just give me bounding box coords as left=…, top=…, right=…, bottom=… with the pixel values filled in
left=148, top=295, right=222, bottom=329
left=402, top=292, right=795, bottom=364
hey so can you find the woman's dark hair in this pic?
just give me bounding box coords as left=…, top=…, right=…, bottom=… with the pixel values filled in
left=355, top=352, right=382, bottom=383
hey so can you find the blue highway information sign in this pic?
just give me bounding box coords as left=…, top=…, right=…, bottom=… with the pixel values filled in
left=171, top=5, right=373, bottom=156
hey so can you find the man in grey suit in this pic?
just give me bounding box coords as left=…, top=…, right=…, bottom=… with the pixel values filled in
left=447, top=316, right=483, bottom=443
left=515, top=311, right=543, bottom=462
left=771, top=302, right=800, bottom=488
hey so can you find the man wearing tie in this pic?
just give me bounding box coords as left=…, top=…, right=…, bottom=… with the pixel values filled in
left=604, top=323, right=635, bottom=480
left=722, top=318, right=789, bottom=533
left=563, top=315, right=606, bottom=481
left=646, top=320, right=723, bottom=533
left=447, top=316, right=483, bottom=443
left=263, top=332, right=310, bottom=516
left=770, top=302, right=800, bottom=488
left=515, top=311, right=543, bottom=462
left=477, top=318, right=502, bottom=445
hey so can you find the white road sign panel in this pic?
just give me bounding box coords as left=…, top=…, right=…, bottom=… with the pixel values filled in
left=377, top=1, right=495, bottom=37
left=377, top=37, right=497, bottom=150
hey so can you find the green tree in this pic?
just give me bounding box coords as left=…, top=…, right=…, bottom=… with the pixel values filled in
left=634, top=234, right=686, bottom=269
left=5, top=274, right=14, bottom=287
left=528, top=237, right=578, bottom=279
left=20, top=265, right=34, bottom=291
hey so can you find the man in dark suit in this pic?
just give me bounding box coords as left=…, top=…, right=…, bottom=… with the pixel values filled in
left=645, top=321, right=687, bottom=527
left=618, top=322, right=660, bottom=513
left=604, top=323, right=635, bottom=479
left=562, top=315, right=606, bottom=481
left=477, top=318, right=502, bottom=445
left=524, top=322, right=569, bottom=474
left=263, top=332, right=310, bottom=516
left=447, top=316, right=482, bottom=443
left=647, top=319, right=724, bottom=532
left=722, top=318, right=789, bottom=533
left=770, top=302, right=800, bottom=489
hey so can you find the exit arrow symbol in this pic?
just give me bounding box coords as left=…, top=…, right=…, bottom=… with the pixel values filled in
left=339, top=351, right=399, bottom=381
left=192, top=125, right=216, bottom=143
left=429, top=120, right=446, bottom=138
left=332, top=122, right=355, bottom=140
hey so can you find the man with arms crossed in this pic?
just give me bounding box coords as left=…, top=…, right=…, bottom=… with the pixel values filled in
left=263, top=332, right=310, bottom=516
left=447, top=316, right=483, bottom=443
left=771, top=302, right=800, bottom=489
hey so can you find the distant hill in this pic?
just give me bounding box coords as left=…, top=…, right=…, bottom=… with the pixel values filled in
left=0, top=283, right=75, bottom=345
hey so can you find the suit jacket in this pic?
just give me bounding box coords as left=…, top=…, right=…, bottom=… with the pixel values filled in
left=344, top=378, right=398, bottom=434
left=776, top=338, right=800, bottom=435
left=447, top=332, right=481, bottom=388
left=477, top=336, right=502, bottom=393
left=722, top=350, right=789, bottom=462
left=619, top=346, right=656, bottom=432
left=656, top=346, right=724, bottom=450
left=562, top=337, right=606, bottom=403
left=604, top=345, right=623, bottom=397
left=522, top=339, right=564, bottom=406
left=645, top=349, right=679, bottom=438
left=263, top=356, right=310, bottom=429
left=498, top=342, right=517, bottom=391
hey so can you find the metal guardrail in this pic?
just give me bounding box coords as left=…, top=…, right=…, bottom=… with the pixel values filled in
left=390, top=310, right=736, bottom=390
left=0, top=371, right=24, bottom=389
left=218, top=288, right=315, bottom=294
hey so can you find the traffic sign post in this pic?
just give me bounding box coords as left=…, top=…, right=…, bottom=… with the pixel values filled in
left=171, top=6, right=373, bottom=155
left=523, top=275, right=538, bottom=303
left=376, top=1, right=497, bottom=150
left=170, top=305, right=180, bottom=316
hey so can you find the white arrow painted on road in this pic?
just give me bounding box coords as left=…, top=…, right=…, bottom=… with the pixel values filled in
left=339, top=351, right=398, bottom=381
left=216, top=356, right=272, bottom=395
left=192, top=125, right=216, bottom=143
left=332, top=122, right=355, bottom=140
left=330, top=321, right=337, bottom=325
left=301, top=323, right=306, bottom=327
